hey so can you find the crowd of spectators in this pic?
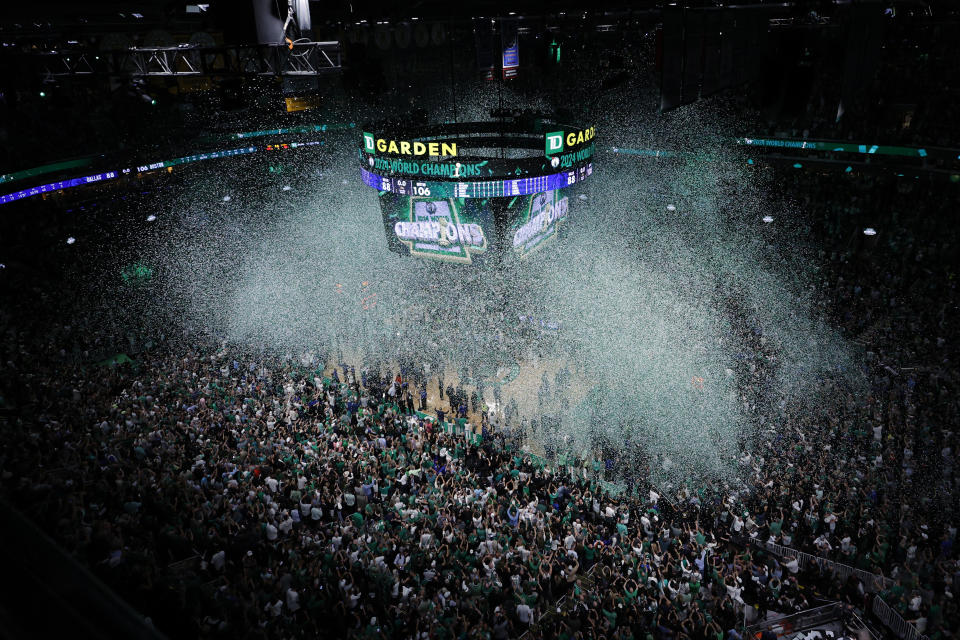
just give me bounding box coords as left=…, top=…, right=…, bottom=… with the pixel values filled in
left=735, top=8, right=960, bottom=148
left=1, top=168, right=958, bottom=640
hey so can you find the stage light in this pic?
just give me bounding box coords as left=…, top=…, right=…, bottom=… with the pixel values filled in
left=39, top=91, right=46, bottom=97
left=863, top=228, right=877, bottom=236
left=66, top=237, right=76, bottom=244
left=762, top=216, right=774, bottom=223
left=146, top=215, right=157, bottom=222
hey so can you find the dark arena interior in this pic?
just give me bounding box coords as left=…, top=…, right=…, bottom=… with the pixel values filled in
left=1, top=1, right=959, bottom=639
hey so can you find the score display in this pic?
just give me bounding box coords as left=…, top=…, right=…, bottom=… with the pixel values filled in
left=361, top=163, right=592, bottom=199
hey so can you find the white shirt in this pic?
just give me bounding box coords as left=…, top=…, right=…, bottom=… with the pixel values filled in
left=824, top=513, right=838, bottom=533
left=286, top=588, right=300, bottom=612
left=785, top=557, right=800, bottom=574
left=517, top=603, right=534, bottom=624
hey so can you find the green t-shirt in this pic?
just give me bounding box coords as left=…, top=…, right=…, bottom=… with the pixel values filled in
left=602, top=608, right=617, bottom=627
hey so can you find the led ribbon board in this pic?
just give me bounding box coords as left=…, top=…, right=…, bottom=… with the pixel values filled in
left=358, top=120, right=596, bottom=191
left=360, top=165, right=592, bottom=198
left=0, top=146, right=258, bottom=206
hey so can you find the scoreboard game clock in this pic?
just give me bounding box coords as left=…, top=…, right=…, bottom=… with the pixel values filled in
left=360, top=116, right=595, bottom=264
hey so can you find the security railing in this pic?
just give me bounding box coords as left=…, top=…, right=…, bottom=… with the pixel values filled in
left=745, top=538, right=928, bottom=640
left=872, top=595, right=929, bottom=640
left=746, top=537, right=892, bottom=592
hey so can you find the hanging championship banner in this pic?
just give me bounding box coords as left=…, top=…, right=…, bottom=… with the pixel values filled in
left=501, top=19, right=520, bottom=79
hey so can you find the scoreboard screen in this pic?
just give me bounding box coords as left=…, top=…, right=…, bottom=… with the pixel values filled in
left=506, top=190, right=571, bottom=259
left=378, top=188, right=576, bottom=265
left=379, top=193, right=497, bottom=265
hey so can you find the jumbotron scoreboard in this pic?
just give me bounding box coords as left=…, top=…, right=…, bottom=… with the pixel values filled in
left=358, top=117, right=595, bottom=264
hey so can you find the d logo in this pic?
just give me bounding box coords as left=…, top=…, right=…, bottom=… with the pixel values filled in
left=545, top=131, right=564, bottom=156
left=363, top=132, right=375, bottom=153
